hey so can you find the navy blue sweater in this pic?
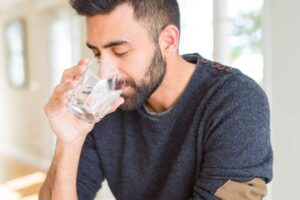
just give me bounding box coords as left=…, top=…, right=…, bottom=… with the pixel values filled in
left=77, top=53, right=273, bottom=200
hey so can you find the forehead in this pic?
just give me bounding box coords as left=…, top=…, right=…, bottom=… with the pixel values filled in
left=86, top=4, right=150, bottom=46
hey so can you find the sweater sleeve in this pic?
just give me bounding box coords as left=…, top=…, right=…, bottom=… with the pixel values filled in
left=191, top=75, right=273, bottom=199
left=76, top=131, right=104, bottom=200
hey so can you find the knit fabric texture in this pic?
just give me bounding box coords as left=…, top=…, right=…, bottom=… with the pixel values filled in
left=76, top=53, right=273, bottom=200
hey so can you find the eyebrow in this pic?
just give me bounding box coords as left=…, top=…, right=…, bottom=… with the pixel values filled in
left=86, top=40, right=129, bottom=50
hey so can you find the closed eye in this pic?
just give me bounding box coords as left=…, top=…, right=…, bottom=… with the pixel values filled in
left=115, top=51, right=128, bottom=57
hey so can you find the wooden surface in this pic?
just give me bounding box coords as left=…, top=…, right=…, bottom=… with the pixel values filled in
left=0, top=154, right=116, bottom=200
left=0, top=154, right=46, bottom=200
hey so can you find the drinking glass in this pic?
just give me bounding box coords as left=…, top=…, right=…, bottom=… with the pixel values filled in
left=67, top=58, right=125, bottom=124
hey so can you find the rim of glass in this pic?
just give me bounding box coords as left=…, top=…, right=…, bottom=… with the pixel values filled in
left=86, top=58, right=117, bottom=81
left=85, top=58, right=126, bottom=88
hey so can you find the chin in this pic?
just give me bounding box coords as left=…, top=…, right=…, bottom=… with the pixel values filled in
left=119, top=97, right=145, bottom=111
left=119, top=101, right=136, bottom=111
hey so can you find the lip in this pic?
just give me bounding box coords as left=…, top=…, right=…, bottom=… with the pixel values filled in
left=118, top=85, right=129, bottom=92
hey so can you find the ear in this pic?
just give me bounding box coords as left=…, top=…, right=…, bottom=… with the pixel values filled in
left=158, top=24, right=180, bottom=58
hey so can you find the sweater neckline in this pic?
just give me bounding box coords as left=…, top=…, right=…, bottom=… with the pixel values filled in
left=137, top=53, right=203, bottom=120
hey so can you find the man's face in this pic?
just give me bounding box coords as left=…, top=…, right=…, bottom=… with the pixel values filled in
left=86, top=4, right=166, bottom=110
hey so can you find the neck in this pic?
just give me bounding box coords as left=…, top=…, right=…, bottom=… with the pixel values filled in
left=145, top=55, right=196, bottom=113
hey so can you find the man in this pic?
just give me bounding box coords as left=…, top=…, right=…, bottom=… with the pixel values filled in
left=39, top=0, right=273, bottom=200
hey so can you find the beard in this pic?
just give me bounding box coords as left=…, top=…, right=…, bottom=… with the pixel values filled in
left=119, top=46, right=167, bottom=111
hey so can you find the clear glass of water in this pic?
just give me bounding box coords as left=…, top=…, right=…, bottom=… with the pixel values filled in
left=67, top=58, right=125, bottom=124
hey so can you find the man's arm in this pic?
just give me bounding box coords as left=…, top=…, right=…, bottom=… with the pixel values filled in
left=190, top=75, right=273, bottom=200
left=39, top=138, right=85, bottom=200
left=39, top=58, right=124, bottom=200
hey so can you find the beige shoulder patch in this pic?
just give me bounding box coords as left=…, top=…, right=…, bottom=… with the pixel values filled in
left=214, top=178, right=267, bottom=200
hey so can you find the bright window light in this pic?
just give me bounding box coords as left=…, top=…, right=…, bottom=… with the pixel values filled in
left=178, top=0, right=214, bottom=59
left=227, top=0, right=264, bottom=84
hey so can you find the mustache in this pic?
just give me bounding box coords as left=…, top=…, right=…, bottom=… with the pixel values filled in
left=114, top=78, right=137, bottom=90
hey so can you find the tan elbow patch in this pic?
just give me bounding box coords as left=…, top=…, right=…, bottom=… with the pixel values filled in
left=214, top=178, right=267, bottom=200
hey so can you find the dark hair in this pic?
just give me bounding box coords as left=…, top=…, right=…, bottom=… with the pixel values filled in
left=69, top=0, right=180, bottom=42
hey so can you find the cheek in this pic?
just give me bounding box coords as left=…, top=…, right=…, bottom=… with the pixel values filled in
left=119, top=52, right=151, bottom=82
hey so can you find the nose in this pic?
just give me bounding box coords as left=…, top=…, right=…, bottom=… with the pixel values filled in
left=97, top=59, right=118, bottom=79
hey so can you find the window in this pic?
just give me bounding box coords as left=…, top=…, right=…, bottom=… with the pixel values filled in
left=178, top=0, right=214, bottom=59
left=49, top=10, right=81, bottom=88
left=227, top=0, right=264, bottom=84
left=179, top=0, right=264, bottom=84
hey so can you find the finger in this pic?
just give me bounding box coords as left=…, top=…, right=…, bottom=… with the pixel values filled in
left=60, top=66, right=78, bottom=83
left=73, top=64, right=89, bottom=81
left=52, top=81, right=78, bottom=101
left=73, top=58, right=90, bottom=81
left=44, top=97, right=69, bottom=118
left=110, top=97, right=125, bottom=112
left=60, top=65, right=87, bottom=83
left=77, top=58, right=89, bottom=65
left=49, top=95, right=70, bottom=110
left=60, top=59, right=89, bottom=83
left=46, top=84, right=74, bottom=117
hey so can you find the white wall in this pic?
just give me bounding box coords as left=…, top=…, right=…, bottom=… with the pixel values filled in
left=0, top=1, right=49, bottom=168
left=0, top=0, right=75, bottom=169
left=264, top=0, right=300, bottom=199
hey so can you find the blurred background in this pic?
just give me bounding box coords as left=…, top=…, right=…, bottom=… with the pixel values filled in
left=0, top=0, right=299, bottom=199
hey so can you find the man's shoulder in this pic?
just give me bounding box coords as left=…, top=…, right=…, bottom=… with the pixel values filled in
left=190, top=53, right=266, bottom=102
left=185, top=53, right=269, bottom=122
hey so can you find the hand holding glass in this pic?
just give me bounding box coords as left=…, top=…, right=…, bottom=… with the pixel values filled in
left=67, top=59, right=125, bottom=124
